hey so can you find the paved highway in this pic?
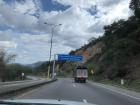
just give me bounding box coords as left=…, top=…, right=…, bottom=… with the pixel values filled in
left=16, top=78, right=140, bottom=105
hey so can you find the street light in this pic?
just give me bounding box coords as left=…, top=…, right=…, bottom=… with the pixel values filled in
left=44, top=22, right=62, bottom=78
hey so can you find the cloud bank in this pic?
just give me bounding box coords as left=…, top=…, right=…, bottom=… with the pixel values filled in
left=0, top=0, right=131, bottom=64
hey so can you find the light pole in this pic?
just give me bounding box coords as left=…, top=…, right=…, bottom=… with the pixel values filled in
left=44, top=22, right=61, bottom=78
left=52, top=54, right=57, bottom=78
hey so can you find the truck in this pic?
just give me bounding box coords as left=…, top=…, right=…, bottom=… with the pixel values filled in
left=74, top=66, right=88, bottom=83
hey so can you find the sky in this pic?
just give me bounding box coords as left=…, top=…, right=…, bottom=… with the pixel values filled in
left=0, top=0, right=132, bottom=64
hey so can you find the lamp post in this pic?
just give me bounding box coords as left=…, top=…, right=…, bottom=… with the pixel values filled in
left=44, top=22, right=61, bottom=78
left=52, top=54, right=57, bottom=78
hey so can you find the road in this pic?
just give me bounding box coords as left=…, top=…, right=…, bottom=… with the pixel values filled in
left=16, top=78, right=140, bottom=105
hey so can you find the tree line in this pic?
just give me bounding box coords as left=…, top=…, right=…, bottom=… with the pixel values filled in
left=86, top=0, right=140, bottom=81
left=0, top=50, right=33, bottom=82
left=58, top=0, right=140, bottom=81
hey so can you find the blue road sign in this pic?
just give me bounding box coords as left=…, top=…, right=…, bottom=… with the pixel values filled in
left=58, top=54, right=83, bottom=61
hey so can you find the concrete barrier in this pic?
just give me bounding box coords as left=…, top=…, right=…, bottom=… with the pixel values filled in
left=0, top=79, right=57, bottom=96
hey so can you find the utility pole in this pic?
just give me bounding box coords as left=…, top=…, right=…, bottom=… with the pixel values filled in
left=52, top=54, right=57, bottom=78
left=44, top=22, right=62, bottom=78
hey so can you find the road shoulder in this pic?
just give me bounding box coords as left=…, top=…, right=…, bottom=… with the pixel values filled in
left=88, top=80, right=140, bottom=101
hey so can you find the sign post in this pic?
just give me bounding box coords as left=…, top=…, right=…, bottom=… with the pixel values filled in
left=121, top=79, right=124, bottom=85
left=91, top=69, right=94, bottom=75
left=21, top=72, right=25, bottom=80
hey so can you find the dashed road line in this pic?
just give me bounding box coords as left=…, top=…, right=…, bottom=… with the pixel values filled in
left=83, top=99, right=87, bottom=103
left=73, top=84, right=76, bottom=87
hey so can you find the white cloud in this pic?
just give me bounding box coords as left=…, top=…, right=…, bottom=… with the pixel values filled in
left=0, top=1, right=38, bottom=31
left=20, top=34, right=49, bottom=43
left=54, top=0, right=96, bottom=8
left=13, top=1, right=36, bottom=14
left=87, top=0, right=131, bottom=33
left=0, top=29, right=17, bottom=48
left=97, top=0, right=122, bottom=7
left=0, top=0, right=132, bottom=64
left=0, top=41, right=17, bottom=48
left=0, top=30, right=13, bottom=41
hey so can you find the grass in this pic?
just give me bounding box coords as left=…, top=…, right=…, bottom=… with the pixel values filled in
left=89, top=77, right=140, bottom=92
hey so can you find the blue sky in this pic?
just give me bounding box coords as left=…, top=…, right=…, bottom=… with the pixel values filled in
left=0, top=0, right=131, bottom=64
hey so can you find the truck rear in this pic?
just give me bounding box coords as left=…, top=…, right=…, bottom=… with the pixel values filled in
left=74, top=66, right=88, bottom=83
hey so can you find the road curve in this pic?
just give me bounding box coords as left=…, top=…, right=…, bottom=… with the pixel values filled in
left=15, top=78, right=140, bottom=105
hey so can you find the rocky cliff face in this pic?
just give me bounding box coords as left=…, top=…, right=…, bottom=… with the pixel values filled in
left=75, top=41, right=105, bottom=64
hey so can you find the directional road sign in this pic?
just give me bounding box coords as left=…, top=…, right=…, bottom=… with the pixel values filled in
left=58, top=54, right=84, bottom=61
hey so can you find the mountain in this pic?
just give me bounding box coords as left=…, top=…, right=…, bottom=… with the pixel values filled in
left=59, top=16, right=140, bottom=82
left=33, top=2, right=140, bottom=82
left=26, top=61, right=46, bottom=69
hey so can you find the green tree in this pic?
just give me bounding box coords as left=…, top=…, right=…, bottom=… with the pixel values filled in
left=0, top=51, right=6, bottom=81
left=130, top=0, right=140, bottom=20
left=0, top=50, right=16, bottom=82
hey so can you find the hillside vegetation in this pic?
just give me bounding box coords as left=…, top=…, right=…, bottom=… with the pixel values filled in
left=59, top=0, right=140, bottom=83
left=35, top=0, right=140, bottom=84
left=0, top=50, right=33, bottom=82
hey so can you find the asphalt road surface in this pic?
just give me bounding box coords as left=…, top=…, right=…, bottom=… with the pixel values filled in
left=16, top=78, right=140, bottom=105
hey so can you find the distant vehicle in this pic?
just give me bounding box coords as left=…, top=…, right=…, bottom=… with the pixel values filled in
left=0, top=99, right=95, bottom=105
left=74, top=66, right=88, bottom=83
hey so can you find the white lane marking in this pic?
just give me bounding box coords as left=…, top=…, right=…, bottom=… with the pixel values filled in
left=16, top=87, right=40, bottom=99
left=73, top=84, right=76, bottom=87
left=83, top=99, right=87, bottom=103
left=94, top=83, right=140, bottom=101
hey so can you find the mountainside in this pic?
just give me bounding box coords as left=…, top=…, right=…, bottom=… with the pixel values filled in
left=35, top=1, right=140, bottom=83
left=59, top=16, right=140, bottom=82
left=26, top=61, right=46, bottom=69
left=35, top=16, right=140, bottom=81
